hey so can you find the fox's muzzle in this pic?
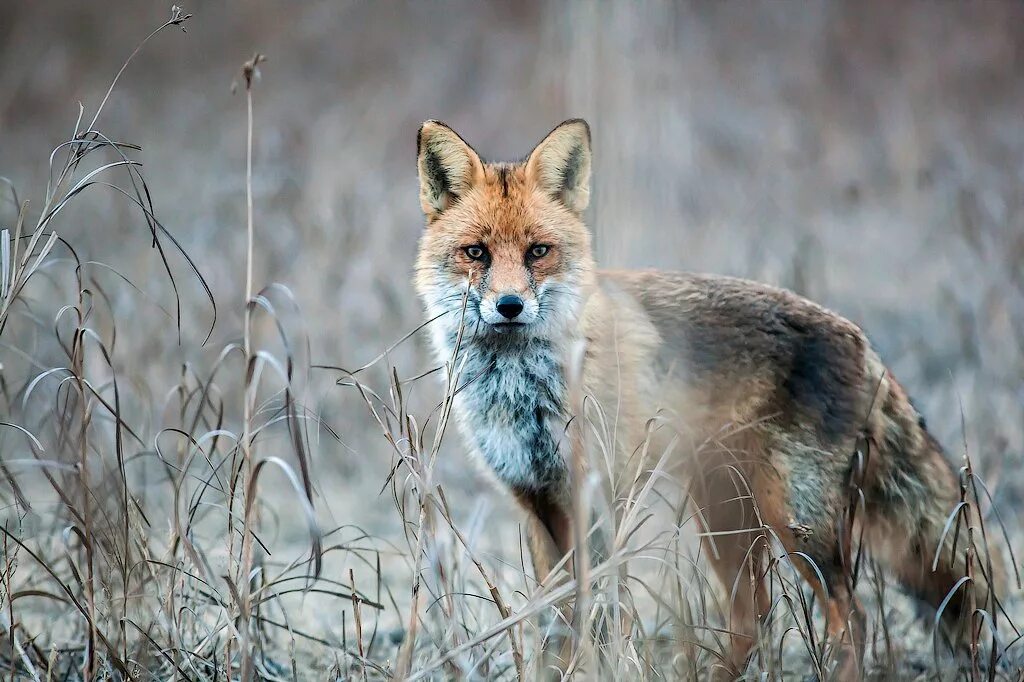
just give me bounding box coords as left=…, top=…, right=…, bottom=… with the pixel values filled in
left=479, top=290, right=539, bottom=327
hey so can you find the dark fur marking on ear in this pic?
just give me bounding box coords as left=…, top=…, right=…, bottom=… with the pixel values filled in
left=562, top=143, right=583, bottom=193
left=423, top=147, right=450, bottom=200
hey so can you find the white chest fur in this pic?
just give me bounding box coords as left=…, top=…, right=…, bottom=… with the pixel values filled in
left=439, top=333, right=570, bottom=494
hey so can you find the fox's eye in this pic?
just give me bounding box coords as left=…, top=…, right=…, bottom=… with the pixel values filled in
left=529, top=244, right=549, bottom=259
left=464, top=245, right=486, bottom=260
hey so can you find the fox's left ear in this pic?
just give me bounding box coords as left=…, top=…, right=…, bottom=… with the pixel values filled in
left=526, top=119, right=591, bottom=214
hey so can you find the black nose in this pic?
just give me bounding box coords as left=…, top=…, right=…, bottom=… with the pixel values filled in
left=495, top=295, right=524, bottom=320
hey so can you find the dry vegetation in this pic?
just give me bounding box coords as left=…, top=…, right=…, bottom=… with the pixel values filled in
left=1, top=2, right=1023, bottom=680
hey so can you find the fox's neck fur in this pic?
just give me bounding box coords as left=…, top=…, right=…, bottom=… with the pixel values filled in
left=431, top=315, right=578, bottom=497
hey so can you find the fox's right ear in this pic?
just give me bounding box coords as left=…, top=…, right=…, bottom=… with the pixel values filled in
left=417, top=120, right=484, bottom=219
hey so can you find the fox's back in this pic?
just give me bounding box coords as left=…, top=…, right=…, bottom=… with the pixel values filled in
left=582, top=270, right=883, bottom=453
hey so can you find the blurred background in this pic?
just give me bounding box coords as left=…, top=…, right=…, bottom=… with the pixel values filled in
left=2, top=0, right=1024, bottom=669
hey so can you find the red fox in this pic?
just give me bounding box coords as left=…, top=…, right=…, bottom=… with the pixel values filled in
left=414, top=119, right=1001, bottom=677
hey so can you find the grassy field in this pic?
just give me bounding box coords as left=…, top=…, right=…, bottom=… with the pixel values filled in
left=1, top=2, right=1023, bottom=679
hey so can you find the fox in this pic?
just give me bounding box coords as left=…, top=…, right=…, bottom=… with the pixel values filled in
left=413, top=118, right=1002, bottom=678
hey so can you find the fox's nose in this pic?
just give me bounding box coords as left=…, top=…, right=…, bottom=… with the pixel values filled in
left=495, top=295, right=524, bottom=320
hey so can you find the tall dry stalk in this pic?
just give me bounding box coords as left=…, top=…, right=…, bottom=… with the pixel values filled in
left=235, top=51, right=266, bottom=682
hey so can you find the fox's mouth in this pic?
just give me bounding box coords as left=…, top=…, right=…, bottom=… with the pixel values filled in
left=488, top=321, right=529, bottom=333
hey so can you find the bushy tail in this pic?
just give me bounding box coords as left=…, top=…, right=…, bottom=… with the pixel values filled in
left=865, top=374, right=1007, bottom=645
left=898, top=437, right=1004, bottom=627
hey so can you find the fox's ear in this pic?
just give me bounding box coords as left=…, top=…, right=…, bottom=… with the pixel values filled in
left=417, top=120, right=484, bottom=219
left=526, top=119, right=591, bottom=214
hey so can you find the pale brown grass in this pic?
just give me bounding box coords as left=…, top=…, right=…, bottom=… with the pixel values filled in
left=1, top=4, right=1023, bottom=681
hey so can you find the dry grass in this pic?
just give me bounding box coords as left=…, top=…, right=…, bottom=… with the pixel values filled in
left=2, top=3, right=1024, bottom=680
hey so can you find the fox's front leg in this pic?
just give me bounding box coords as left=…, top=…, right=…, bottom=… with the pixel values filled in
left=515, top=490, right=575, bottom=677
left=517, top=490, right=573, bottom=583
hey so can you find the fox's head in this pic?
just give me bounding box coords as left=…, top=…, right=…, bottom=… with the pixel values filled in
left=414, top=119, right=595, bottom=346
